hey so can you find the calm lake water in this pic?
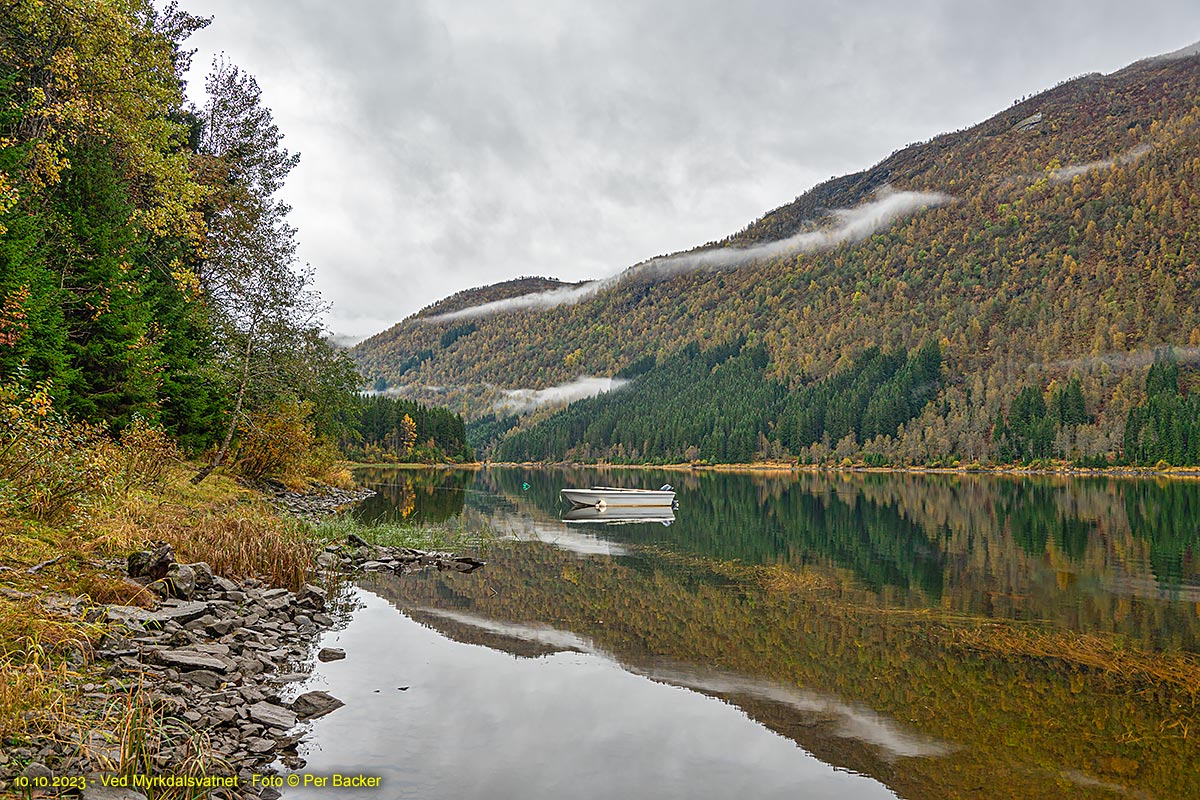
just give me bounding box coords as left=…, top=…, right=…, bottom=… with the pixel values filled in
left=283, top=467, right=1200, bottom=799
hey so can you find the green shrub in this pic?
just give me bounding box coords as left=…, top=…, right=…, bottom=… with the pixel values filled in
left=0, top=378, right=108, bottom=521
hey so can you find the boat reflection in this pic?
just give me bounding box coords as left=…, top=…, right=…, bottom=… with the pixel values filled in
left=562, top=504, right=676, bottom=526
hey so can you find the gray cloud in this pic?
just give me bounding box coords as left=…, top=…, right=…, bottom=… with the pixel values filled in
left=1048, top=143, right=1153, bottom=183
left=496, top=376, right=630, bottom=414
left=177, top=1, right=1200, bottom=340
left=427, top=188, right=950, bottom=321
left=1052, top=347, right=1200, bottom=372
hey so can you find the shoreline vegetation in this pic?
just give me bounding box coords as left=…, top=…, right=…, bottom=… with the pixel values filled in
left=0, top=455, right=484, bottom=800
left=370, top=459, right=1200, bottom=480
left=2, top=455, right=1195, bottom=797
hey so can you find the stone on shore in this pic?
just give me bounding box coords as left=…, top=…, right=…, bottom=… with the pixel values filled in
left=248, top=701, right=298, bottom=731
left=82, top=785, right=149, bottom=800
left=152, top=647, right=234, bottom=673
left=291, top=691, right=345, bottom=720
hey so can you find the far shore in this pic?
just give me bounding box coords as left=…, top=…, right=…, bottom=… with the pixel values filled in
left=346, top=460, right=1200, bottom=480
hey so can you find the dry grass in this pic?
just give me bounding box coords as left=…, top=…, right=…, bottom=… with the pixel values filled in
left=163, top=510, right=316, bottom=591
left=75, top=573, right=157, bottom=608
left=755, top=564, right=840, bottom=594
left=0, top=644, right=79, bottom=743
left=951, top=624, right=1200, bottom=696
left=97, top=469, right=319, bottom=591
left=0, top=598, right=92, bottom=661
left=0, top=459, right=320, bottom=756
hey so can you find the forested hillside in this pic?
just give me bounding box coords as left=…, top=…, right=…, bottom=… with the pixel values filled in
left=0, top=0, right=469, bottom=485
left=0, top=1, right=355, bottom=467
left=355, top=46, right=1200, bottom=465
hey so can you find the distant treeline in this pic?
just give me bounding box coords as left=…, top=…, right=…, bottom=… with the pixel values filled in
left=1123, top=356, right=1200, bottom=466
left=344, top=394, right=472, bottom=463
left=487, top=340, right=1200, bottom=467
left=492, top=339, right=945, bottom=464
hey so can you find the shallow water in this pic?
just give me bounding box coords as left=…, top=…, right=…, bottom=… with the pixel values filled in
left=280, top=468, right=1200, bottom=799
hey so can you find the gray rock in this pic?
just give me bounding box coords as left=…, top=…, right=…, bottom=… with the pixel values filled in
left=296, top=584, right=326, bottom=610
left=185, top=614, right=220, bottom=632
left=239, top=686, right=267, bottom=704
left=23, top=762, right=52, bottom=780
left=245, top=737, right=276, bottom=754
left=211, top=575, right=238, bottom=594
left=158, top=600, right=212, bottom=624
left=153, top=648, right=233, bottom=673
left=165, top=564, right=197, bottom=599
left=248, top=701, right=296, bottom=730
left=127, top=544, right=174, bottom=580
left=273, top=672, right=309, bottom=683
left=178, top=669, right=224, bottom=689
left=208, top=706, right=237, bottom=726
left=237, top=659, right=264, bottom=679
left=317, top=647, right=345, bottom=662
left=262, top=593, right=293, bottom=612
left=207, top=618, right=236, bottom=636
left=290, top=691, right=345, bottom=720
left=95, top=634, right=138, bottom=659
left=108, top=600, right=211, bottom=630
left=187, top=562, right=214, bottom=588
left=82, top=785, right=150, bottom=800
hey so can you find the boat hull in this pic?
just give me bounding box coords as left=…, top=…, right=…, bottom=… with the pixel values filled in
left=562, top=505, right=675, bottom=525
left=560, top=487, right=676, bottom=508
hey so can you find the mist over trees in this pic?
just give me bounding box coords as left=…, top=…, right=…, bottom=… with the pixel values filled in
left=359, top=51, right=1200, bottom=466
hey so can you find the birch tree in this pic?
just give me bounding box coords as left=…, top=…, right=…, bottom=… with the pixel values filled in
left=190, top=59, right=325, bottom=483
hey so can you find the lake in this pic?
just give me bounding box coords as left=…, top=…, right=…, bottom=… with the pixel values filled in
left=282, top=467, right=1200, bottom=799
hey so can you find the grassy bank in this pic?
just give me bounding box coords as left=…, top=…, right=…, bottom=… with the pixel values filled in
left=0, top=447, right=475, bottom=795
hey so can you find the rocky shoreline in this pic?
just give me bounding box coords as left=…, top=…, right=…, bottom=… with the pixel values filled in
left=0, top=513, right=484, bottom=799
left=253, top=480, right=377, bottom=518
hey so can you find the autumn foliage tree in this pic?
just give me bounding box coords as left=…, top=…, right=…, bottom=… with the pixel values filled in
left=1, top=1, right=362, bottom=484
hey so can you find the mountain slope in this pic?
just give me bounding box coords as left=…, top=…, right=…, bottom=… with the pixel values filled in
left=352, top=48, right=1200, bottom=464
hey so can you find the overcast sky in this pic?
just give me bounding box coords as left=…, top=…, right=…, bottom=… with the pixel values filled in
left=177, top=1, right=1200, bottom=341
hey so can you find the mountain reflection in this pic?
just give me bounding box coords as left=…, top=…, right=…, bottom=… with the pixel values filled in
left=353, top=467, right=1200, bottom=649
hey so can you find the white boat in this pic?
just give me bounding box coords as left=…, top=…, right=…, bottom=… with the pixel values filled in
left=562, top=505, right=675, bottom=526
left=560, top=485, right=676, bottom=509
